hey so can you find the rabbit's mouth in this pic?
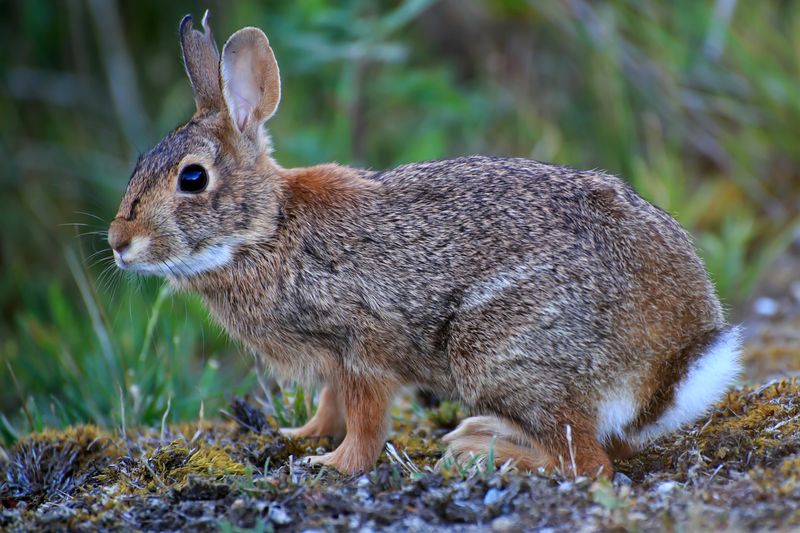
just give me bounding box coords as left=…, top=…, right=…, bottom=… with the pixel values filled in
left=114, top=237, right=237, bottom=279
left=112, top=235, right=151, bottom=270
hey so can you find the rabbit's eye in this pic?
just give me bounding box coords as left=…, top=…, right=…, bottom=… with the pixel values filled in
left=178, top=164, right=208, bottom=193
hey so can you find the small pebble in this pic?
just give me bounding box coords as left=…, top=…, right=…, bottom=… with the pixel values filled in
left=791, top=282, right=800, bottom=303
left=557, top=481, right=574, bottom=493
left=483, top=487, right=504, bottom=506
left=492, top=515, right=521, bottom=532
left=268, top=505, right=292, bottom=525
left=656, top=480, right=679, bottom=494
left=754, top=297, right=779, bottom=316
left=613, top=472, right=632, bottom=486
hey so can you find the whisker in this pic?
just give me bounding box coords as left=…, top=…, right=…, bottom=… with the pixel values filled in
left=158, top=260, right=178, bottom=277
left=61, top=221, right=109, bottom=242
left=97, top=263, right=120, bottom=294
left=59, top=222, right=101, bottom=229
left=106, top=269, right=123, bottom=304
left=87, top=256, right=115, bottom=271
left=96, top=263, right=114, bottom=285
left=72, top=234, right=110, bottom=242
left=74, top=211, right=108, bottom=223
left=83, top=248, right=112, bottom=264
left=174, top=256, right=193, bottom=277
left=72, top=230, right=109, bottom=237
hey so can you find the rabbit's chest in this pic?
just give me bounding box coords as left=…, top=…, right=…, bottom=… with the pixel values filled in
left=201, top=287, right=346, bottom=371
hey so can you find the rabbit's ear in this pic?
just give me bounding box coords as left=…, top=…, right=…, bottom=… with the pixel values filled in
left=220, top=27, right=281, bottom=134
left=180, top=11, right=222, bottom=113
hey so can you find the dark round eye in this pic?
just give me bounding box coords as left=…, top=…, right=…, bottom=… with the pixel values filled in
left=178, top=164, right=208, bottom=193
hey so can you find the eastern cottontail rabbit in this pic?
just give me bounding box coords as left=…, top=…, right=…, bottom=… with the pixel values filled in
left=108, top=12, right=742, bottom=477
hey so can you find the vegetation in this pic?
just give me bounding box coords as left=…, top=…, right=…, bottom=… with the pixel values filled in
left=2, top=1, right=800, bottom=528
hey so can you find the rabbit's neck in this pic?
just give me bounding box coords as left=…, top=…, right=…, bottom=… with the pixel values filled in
left=282, top=163, right=379, bottom=208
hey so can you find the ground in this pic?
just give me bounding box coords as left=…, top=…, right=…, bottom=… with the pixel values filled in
left=2, top=242, right=800, bottom=532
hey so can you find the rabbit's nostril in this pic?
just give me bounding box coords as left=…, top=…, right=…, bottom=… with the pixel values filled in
left=113, top=240, right=130, bottom=255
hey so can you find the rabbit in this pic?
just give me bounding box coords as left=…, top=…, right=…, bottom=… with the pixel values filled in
left=108, top=11, right=742, bottom=478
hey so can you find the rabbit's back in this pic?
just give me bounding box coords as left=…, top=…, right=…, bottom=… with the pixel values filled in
left=322, top=156, right=720, bottom=331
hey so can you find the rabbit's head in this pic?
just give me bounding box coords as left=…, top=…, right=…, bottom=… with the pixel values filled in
left=108, top=12, right=283, bottom=278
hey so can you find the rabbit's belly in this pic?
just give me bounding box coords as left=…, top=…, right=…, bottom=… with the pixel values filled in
left=595, top=379, right=640, bottom=444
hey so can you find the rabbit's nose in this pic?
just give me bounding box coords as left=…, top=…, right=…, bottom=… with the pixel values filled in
left=108, top=224, right=131, bottom=255
left=113, top=240, right=131, bottom=255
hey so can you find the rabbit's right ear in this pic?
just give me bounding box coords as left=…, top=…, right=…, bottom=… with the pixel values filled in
left=180, top=10, right=222, bottom=114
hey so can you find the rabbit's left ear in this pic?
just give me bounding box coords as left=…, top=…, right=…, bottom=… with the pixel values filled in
left=180, top=10, right=222, bottom=114
left=220, top=26, right=281, bottom=135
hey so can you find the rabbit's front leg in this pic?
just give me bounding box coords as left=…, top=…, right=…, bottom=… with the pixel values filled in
left=281, top=385, right=346, bottom=441
left=305, top=375, right=396, bottom=473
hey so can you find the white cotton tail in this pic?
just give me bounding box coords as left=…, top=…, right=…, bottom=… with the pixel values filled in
left=630, top=325, right=744, bottom=446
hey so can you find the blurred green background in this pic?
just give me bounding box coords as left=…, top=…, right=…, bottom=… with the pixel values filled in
left=2, top=0, right=799, bottom=445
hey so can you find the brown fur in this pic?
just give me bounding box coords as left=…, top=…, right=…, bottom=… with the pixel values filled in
left=284, top=164, right=379, bottom=208
left=604, top=437, right=638, bottom=460
left=631, top=329, right=719, bottom=431
left=445, top=433, right=555, bottom=472
left=550, top=409, right=613, bottom=478
left=108, top=14, right=740, bottom=477
left=443, top=413, right=612, bottom=477
left=306, top=376, right=397, bottom=472
left=442, top=416, right=556, bottom=471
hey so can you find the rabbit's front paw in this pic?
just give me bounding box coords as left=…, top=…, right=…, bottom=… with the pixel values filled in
left=280, top=422, right=342, bottom=440
left=304, top=439, right=378, bottom=474
left=280, top=426, right=309, bottom=438
left=280, top=424, right=322, bottom=438
left=281, top=385, right=345, bottom=440
left=279, top=413, right=344, bottom=440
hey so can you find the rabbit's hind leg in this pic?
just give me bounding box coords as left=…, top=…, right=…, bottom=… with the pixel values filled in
left=604, top=436, right=639, bottom=460
left=545, top=410, right=614, bottom=478
left=441, top=415, right=555, bottom=471
left=281, top=385, right=346, bottom=441
left=441, top=413, right=613, bottom=478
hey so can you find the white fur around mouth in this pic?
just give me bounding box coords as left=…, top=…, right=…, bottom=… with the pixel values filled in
left=117, top=242, right=236, bottom=278
left=113, top=236, right=151, bottom=270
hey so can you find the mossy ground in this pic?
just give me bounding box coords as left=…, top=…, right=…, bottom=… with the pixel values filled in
left=2, top=375, right=800, bottom=532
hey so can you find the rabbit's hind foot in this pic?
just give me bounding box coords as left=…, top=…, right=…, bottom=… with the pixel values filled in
left=441, top=415, right=613, bottom=479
